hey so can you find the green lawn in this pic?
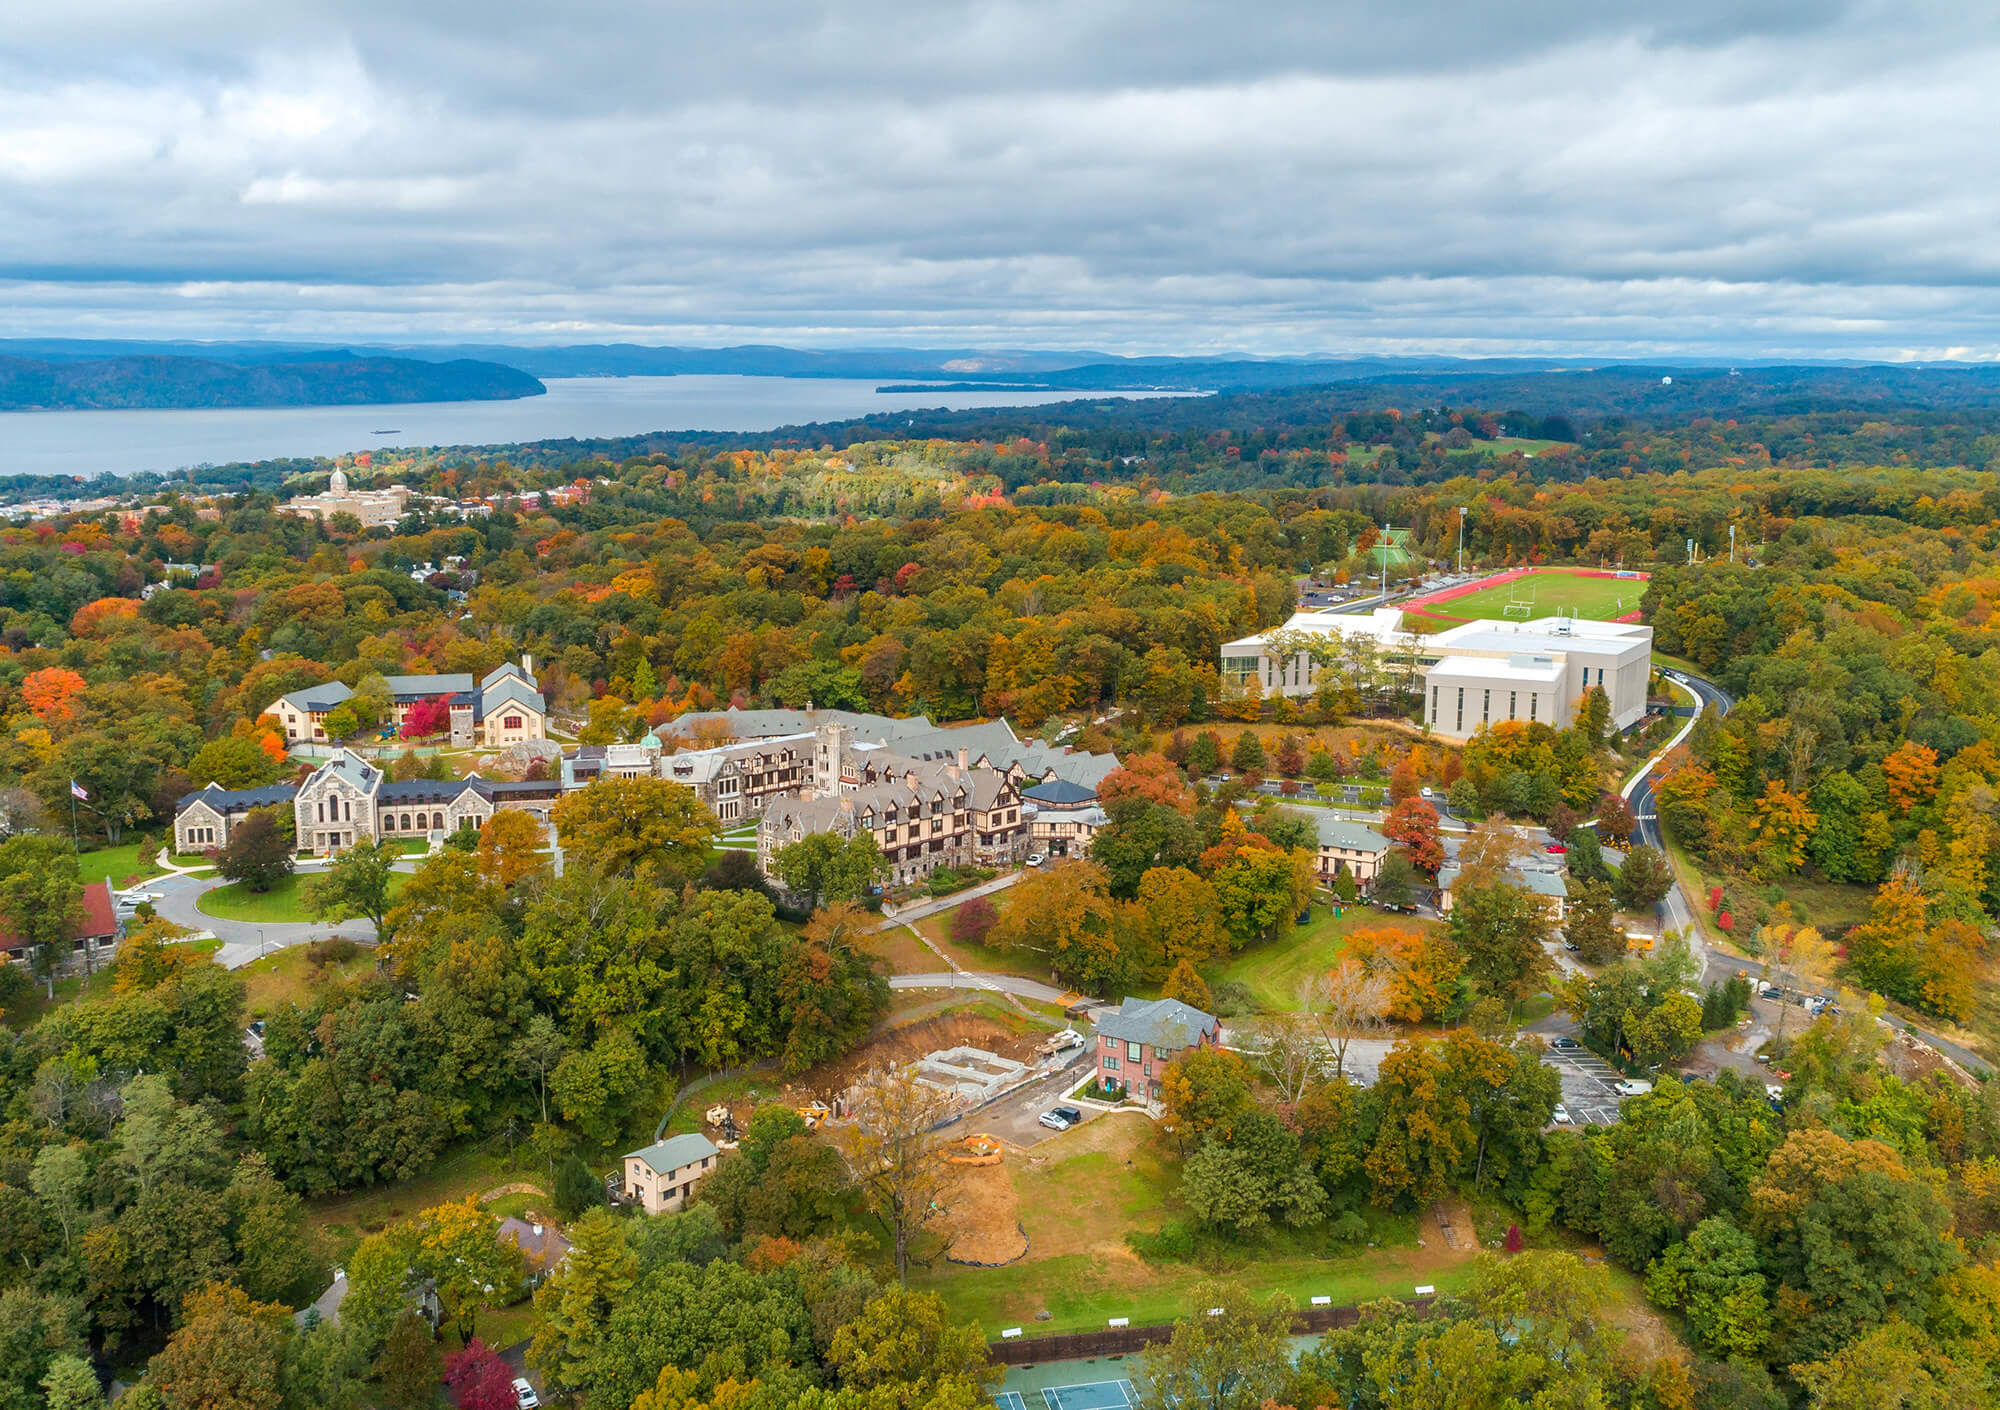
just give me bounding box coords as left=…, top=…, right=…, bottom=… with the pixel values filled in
left=76, top=841, right=165, bottom=889
left=1212, top=906, right=1436, bottom=1012
left=198, top=871, right=410, bottom=924
left=1427, top=570, right=1644, bottom=624
left=910, top=1116, right=1474, bottom=1338
left=238, top=942, right=378, bottom=1018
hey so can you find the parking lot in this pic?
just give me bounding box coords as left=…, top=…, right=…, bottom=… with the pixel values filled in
left=1540, top=1044, right=1626, bottom=1126
left=972, top=1054, right=1104, bottom=1147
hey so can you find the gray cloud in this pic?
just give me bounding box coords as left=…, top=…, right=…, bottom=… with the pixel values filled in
left=3, top=0, right=1999, bottom=357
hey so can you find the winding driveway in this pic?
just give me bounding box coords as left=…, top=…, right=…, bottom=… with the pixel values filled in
left=149, top=862, right=396, bottom=970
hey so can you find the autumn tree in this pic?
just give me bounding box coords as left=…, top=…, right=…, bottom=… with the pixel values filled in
left=1883, top=740, right=1940, bottom=813
left=1345, top=925, right=1462, bottom=1022
left=413, top=1198, right=525, bottom=1344
left=1381, top=796, right=1445, bottom=876
left=476, top=809, right=546, bottom=887
left=1121, top=866, right=1223, bottom=977
left=1596, top=793, right=1636, bottom=846
left=1098, top=754, right=1194, bottom=814
left=21, top=667, right=87, bottom=725
left=834, top=1066, right=964, bottom=1284
left=215, top=808, right=294, bottom=893
left=148, top=1282, right=291, bottom=1410
left=990, top=858, right=1126, bottom=991
left=549, top=776, right=715, bottom=880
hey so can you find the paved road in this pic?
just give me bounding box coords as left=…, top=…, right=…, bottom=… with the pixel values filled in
left=147, top=860, right=411, bottom=970
left=1624, top=670, right=1992, bottom=1079
left=878, top=870, right=1024, bottom=932
left=888, top=972, right=1079, bottom=1006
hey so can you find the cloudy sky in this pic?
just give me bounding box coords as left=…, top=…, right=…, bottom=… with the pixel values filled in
left=4, top=0, right=1998, bottom=358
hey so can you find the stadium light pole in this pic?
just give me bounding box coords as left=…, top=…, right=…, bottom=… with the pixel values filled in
left=1456, top=506, right=1466, bottom=575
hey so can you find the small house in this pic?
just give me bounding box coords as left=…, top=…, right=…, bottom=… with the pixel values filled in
left=497, top=1218, right=572, bottom=1285
left=620, top=1133, right=720, bottom=1215
left=1093, top=996, right=1221, bottom=1102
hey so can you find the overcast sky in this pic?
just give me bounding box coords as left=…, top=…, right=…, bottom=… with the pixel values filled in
left=5, top=0, right=1998, bottom=358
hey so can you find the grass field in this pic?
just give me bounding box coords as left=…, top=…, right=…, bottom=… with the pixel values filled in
left=76, top=841, right=165, bottom=888
left=912, top=1115, right=1472, bottom=1337
left=198, top=871, right=411, bottom=924
left=1423, top=570, right=1643, bottom=624
left=1211, top=906, right=1435, bottom=1012
left=238, top=942, right=377, bottom=1018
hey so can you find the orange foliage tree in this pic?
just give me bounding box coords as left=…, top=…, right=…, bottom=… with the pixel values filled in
left=70, top=596, right=142, bottom=637
left=20, top=667, right=87, bottom=724
left=1345, top=925, right=1463, bottom=1022
left=1098, top=754, right=1194, bottom=815
left=1883, top=740, right=1941, bottom=813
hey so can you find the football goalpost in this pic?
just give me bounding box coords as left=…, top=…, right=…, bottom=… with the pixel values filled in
left=1503, top=585, right=1537, bottom=619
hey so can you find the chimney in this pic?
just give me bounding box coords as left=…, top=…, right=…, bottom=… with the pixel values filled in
left=957, top=747, right=969, bottom=769
left=521, top=651, right=535, bottom=678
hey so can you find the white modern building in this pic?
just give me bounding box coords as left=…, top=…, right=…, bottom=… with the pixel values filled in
left=1220, top=607, right=1651, bottom=740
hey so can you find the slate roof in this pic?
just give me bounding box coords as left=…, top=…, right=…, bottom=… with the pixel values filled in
left=625, top=1132, right=719, bottom=1174
left=1022, top=778, right=1097, bottom=806
left=377, top=778, right=478, bottom=804
left=1302, top=812, right=1390, bottom=853
left=278, top=681, right=354, bottom=712
left=176, top=782, right=299, bottom=812
left=1094, top=996, right=1219, bottom=1051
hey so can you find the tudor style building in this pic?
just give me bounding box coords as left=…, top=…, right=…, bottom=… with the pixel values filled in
left=757, top=725, right=1030, bottom=888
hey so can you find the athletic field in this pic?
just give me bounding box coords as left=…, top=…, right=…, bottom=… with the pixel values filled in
left=1404, top=568, right=1646, bottom=626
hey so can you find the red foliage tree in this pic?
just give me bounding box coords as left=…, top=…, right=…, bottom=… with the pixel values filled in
left=952, top=896, right=999, bottom=947
left=444, top=1339, right=515, bottom=1410
left=402, top=697, right=452, bottom=740
left=1381, top=796, right=1446, bottom=877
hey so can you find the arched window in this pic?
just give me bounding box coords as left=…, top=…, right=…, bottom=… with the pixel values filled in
left=383, top=815, right=397, bottom=831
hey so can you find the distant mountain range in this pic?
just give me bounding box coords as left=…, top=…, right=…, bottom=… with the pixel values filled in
left=0, top=339, right=1752, bottom=394
left=1, top=339, right=1991, bottom=411
left=0, top=352, right=545, bottom=411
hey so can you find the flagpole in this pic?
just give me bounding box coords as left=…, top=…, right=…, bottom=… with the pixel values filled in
left=69, top=783, right=78, bottom=852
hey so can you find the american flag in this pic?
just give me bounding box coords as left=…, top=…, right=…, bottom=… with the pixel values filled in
left=69, top=780, right=88, bottom=801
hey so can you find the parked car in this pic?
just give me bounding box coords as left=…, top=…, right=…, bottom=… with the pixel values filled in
left=1551, top=1103, right=1573, bottom=1125
left=513, top=1379, right=541, bottom=1409
left=1051, top=1105, right=1082, bottom=1125
left=1038, top=1108, right=1080, bottom=1131
left=1613, top=1079, right=1653, bottom=1096
left=1765, top=1084, right=1785, bottom=1104
left=1549, top=1035, right=1581, bottom=1051
left=1562, top=938, right=1580, bottom=951
left=1025, top=854, right=1047, bottom=868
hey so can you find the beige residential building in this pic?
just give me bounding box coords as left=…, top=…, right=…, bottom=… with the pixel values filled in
left=620, top=1133, right=720, bottom=1215
left=270, top=658, right=547, bottom=751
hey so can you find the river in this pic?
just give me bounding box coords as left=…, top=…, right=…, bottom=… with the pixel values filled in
left=0, top=375, right=1188, bottom=477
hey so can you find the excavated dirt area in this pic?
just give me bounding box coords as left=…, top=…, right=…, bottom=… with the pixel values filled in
left=944, top=1157, right=1029, bottom=1265
left=801, top=1012, right=1041, bottom=1101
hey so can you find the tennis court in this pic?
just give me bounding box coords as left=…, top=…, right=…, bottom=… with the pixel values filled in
left=996, top=1379, right=1140, bottom=1410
